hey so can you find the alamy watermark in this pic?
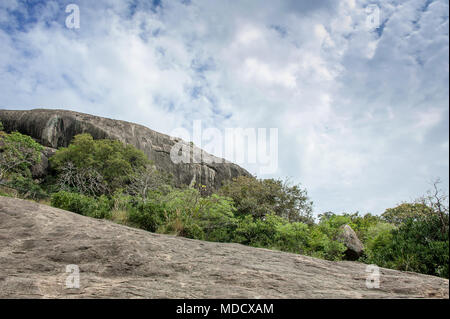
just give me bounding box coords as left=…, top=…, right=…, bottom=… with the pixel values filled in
left=65, top=264, right=80, bottom=289
left=169, top=121, right=278, bottom=175
left=65, top=4, right=80, bottom=29
left=365, top=264, right=380, bottom=289
left=365, top=4, right=381, bottom=31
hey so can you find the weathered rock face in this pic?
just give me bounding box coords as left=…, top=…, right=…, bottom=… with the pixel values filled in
left=0, top=109, right=251, bottom=190
left=338, top=224, right=364, bottom=260
left=0, top=196, right=448, bottom=299
left=31, top=147, right=57, bottom=179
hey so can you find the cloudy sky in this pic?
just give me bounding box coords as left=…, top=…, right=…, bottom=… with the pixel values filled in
left=0, top=0, right=448, bottom=215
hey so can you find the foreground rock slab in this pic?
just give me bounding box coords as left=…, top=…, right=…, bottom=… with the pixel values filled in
left=0, top=197, right=448, bottom=299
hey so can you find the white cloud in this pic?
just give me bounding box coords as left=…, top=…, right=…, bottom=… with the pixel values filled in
left=0, top=0, right=448, bottom=215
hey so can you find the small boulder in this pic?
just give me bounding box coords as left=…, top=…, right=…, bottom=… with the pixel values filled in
left=31, top=147, right=56, bottom=179
left=338, top=224, right=364, bottom=260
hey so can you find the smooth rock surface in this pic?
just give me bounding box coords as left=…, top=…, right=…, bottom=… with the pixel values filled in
left=0, top=197, right=448, bottom=299
left=0, top=109, right=251, bottom=190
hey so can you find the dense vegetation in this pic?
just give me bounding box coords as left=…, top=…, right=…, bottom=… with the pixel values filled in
left=49, top=133, right=151, bottom=195
left=0, top=128, right=46, bottom=199
left=0, top=123, right=448, bottom=278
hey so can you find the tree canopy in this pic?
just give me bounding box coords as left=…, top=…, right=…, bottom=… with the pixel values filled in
left=0, top=130, right=43, bottom=180
left=50, top=133, right=149, bottom=195
left=219, top=175, right=314, bottom=224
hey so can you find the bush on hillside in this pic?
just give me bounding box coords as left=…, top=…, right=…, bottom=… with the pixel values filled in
left=0, top=131, right=43, bottom=180
left=127, top=200, right=167, bottom=232
left=219, top=176, right=314, bottom=224
left=7, top=174, right=47, bottom=200
left=155, top=188, right=237, bottom=241
left=50, top=133, right=149, bottom=195
left=366, top=215, right=449, bottom=278
left=382, top=203, right=434, bottom=225
left=50, top=191, right=111, bottom=219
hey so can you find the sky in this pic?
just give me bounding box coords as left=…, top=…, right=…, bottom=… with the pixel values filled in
left=0, top=0, right=448, bottom=216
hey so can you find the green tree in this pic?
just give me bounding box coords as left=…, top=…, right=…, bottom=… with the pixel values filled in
left=232, top=214, right=284, bottom=248
left=383, top=179, right=448, bottom=237
left=368, top=183, right=449, bottom=278
left=8, top=174, right=47, bottom=200
left=363, top=222, right=396, bottom=266
left=191, top=194, right=237, bottom=242
left=382, top=203, right=433, bottom=225
left=156, top=187, right=237, bottom=241
left=0, top=131, right=43, bottom=180
left=318, top=211, right=382, bottom=243
left=219, top=176, right=313, bottom=223
left=126, top=164, right=174, bottom=200
left=369, top=216, right=449, bottom=278
left=273, top=221, right=310, bottom=254
left=50, top=133, right=149, bottom=195
left=306, top=225, right=347, bottom=261
left=417, top=178, right=449, bottom=237
left=127, top=200, right=168, bottom=232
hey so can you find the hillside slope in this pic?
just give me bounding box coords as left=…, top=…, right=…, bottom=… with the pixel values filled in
left=0, top=108, right=251, bottom=190
left=0, top=196, right=448, bottom=299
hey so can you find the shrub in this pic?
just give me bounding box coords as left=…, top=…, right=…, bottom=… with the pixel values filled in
left=318, top=211, right=382, bottom=243
left=233, top=215, right=270, bottom=247
left=155, top=188, right=238, bottom=241
left=7, top=174, right=47, bottom=200
left=365, top=216, right=449, bottom=278
left=110, top=190, right=134, bottom=211
left=50, top=133, right=149, bottom=195
left=363, top=222, right=396, bottom=265
left=219, top=176, right=314, bottom=223
left=192, top=194, right=237, bottom=242
left=109, top=210, right=129, bottom=225
left=50, top=191, right=111, bottom=219
left=0, top=131, right=43, bottom=180
left=321, top=238, right=347, bottom=261
left=318, top=213, right=351, bottom=230
left=316, top=214, right=348, bottom=242
left=382, top=203, right=434, bottom=225
left=389, top=216, right=448, bottom=278
left=0, top=190, right=12, bottom=197
left=181, top=221, right=206, bottom=240
left=233, top=214, right=286, bottom=248
left=127, top=200, right=167, bottom=232
left=126, top=165, right=174, bottom=200
left=230, top=213, right=346, bottom=260
left=307, top=225, right=347, bottom=261
left=273, top=221, right=310, bottom=253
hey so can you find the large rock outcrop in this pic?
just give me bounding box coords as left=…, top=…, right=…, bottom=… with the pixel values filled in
left=0, top=109, right=251, bottom=190
left=0, top=196, right=448, bottom=299
left=338, top=224, right=365, bottom=260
